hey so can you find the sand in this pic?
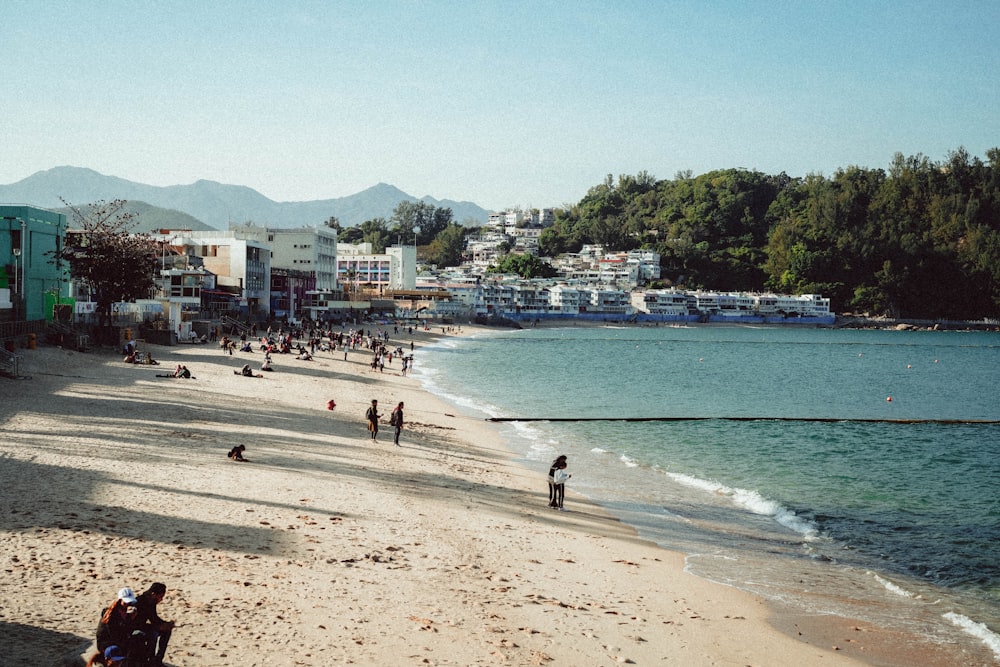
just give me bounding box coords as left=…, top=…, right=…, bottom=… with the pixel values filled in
left=0, top=328, right=979, bottom=666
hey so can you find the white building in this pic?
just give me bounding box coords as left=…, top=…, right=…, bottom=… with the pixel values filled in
left=228, top=224, right=339, bottom=292
left=154, top=230, right=271, bottom=317
left=337, top=243, right=417, bottom=292
left=636, top=289, right=693, bottom=315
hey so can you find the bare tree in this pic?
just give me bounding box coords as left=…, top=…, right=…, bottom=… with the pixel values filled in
left=55, top=199, right=159, bottom=341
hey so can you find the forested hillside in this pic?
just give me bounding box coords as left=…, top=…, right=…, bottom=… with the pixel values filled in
left=541, top=148, right=1000, bottom=319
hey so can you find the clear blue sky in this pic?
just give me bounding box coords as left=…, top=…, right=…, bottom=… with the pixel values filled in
left=4, top=0, right=998, bottom=213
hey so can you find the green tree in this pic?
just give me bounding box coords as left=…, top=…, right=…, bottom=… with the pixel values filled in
left=338, top=225, right=365, bottom=244
left=427, top=222, right=467, bottom=268
left=491, top=253, right=557, bottom=279
left=389, top=200, right=455, bottom=245
left=359, top=218, right=389, bottom=253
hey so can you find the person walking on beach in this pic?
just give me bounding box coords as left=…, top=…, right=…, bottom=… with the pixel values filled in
left=390, top=401, right=404, bottom=446
left=548, top=456, right=570, bottom=510
left=366, top=399, right=380, bottom=442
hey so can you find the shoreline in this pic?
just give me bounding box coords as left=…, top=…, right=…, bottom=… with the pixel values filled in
left=413, top=325, right=999, bottom=667
left=481, top=317, right=1000, bottom=334
left=0, top=330, right=987, bottom=665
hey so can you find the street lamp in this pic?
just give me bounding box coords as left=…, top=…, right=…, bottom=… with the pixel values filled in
left=11, top=247, right=19, bottom=284
left=11, top=248, right=21, bottom=320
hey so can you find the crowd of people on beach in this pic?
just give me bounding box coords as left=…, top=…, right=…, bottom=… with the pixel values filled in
left=87, top=583, right=174, bottom=667
left=102, top=321, right=589, bottom=664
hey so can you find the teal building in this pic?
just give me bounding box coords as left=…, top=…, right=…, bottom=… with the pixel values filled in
left=1, top=205, right=69, bottom=322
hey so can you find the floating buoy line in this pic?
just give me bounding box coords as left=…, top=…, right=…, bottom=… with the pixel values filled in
left=485, top=416, right=1000, bottom=425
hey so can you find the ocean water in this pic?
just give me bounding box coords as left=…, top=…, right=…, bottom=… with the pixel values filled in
left=412, top=325, right=1000, bottom=662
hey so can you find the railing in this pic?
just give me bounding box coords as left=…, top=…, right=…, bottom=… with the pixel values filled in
left=0, top=345, right=21, bottom=378
left=0, top=319, right=47, bottom=341
left=46, top=320, right=90, bottom=351
left=48, top=320, right=75, bottom=336
left=220, top=315, right=251, bottom=335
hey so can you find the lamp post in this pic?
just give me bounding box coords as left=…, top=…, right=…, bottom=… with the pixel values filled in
left=11, top=247, right=20, bottom=319
left=19, top=219, right=26, bottom=298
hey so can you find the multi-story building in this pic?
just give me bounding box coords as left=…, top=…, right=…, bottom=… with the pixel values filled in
left=1, top=205, right=68, bottom=322
left=230, top=224, right=338, bottom=292
left=636, top=289, right=694, bottom=315
left=337, top=243, right=417, bottom=293
left=154, top=230, right=271, bottom=318
left=228, top=224, right=337, bottom=319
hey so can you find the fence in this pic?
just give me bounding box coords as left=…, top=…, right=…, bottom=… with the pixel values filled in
left=0, top=344, right=21, bottom=378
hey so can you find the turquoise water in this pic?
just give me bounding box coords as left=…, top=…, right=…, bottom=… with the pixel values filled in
left=413, top=325, right=1000, bottom=661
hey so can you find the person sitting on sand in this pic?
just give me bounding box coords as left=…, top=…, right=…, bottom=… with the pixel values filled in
left=135, top=582, right=174, bottom=667
left=235, top=364, right=263, bottom=378
left=86, top=644, right=127, bottom=666
left=228, top=444, right=247, bottom=461
left=96, top=588, right=148, bottom=663
left=156, top=365, right=192, bottom=379
left=261, top=357, right=273, bottom=372
left=296, top=349, right=313, bottom=361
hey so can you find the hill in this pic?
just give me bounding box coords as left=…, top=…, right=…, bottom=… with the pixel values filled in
left=54, top=201, right=215, bottom=233
left=0, top=167, right=491, bottom=228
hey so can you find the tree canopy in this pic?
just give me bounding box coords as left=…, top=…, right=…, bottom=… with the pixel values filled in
left=538, top=149, right=1000, bottom=319
left=490, top=253, right=558, bottom=279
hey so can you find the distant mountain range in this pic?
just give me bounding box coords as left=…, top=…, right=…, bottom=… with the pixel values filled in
left=0, top=166, right=491, bottom=230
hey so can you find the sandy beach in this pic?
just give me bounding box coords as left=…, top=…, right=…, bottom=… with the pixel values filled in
left=0, top=328, right=975, bottom=666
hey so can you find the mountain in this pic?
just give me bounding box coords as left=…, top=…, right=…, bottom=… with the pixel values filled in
left=0, top=166, right=491, bottom=228
left=54, top=201, right=216, bottom=233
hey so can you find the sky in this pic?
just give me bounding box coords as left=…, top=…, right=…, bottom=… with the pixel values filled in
left=4, top=0, right=999, bottom=212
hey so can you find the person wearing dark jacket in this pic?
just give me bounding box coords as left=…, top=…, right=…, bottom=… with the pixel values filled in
left=366, top=399, right=380, bottom=442
left=547, top=456, right=568, bottom=509
left=96, top=588, right=147, bottom=663
left=391, top=402, right=404, bottom=446
left=135, top=582, right=175, bottom=667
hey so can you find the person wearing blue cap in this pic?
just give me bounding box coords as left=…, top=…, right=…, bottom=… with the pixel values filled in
left=84, top=644, right=126, bottom=666
left=101, top=644, right=127, bottom=665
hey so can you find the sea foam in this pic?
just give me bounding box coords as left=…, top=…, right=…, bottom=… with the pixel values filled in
left=944, top=612, right=1000, bottom=661
left=667, top=471, right=819, bottom=540
left=872, top=573, right=916, bottom=598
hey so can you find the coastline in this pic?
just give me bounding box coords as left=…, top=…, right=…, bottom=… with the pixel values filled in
left=0, top=330, right=985, bottom=665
